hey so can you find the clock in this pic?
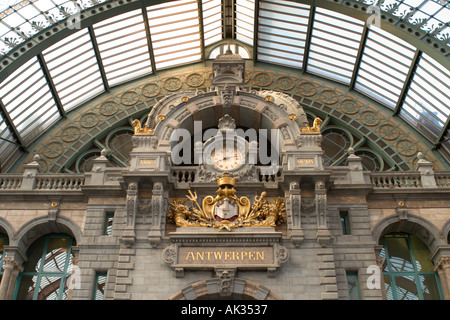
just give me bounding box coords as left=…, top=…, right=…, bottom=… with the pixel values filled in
left=211, top=147, right=244, bottom=171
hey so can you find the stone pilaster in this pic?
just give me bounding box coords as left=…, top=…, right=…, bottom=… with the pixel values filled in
left=434, top=256, right=450, bottom=300
left=287, top=181, right=304, bottom=247
left=121, top=181, right=138, bottom=246
left=315, top=179, right=331, bottom=247
left=148, top=181, right=166, bottom=248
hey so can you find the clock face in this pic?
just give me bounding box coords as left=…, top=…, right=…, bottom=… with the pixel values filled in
left=211, top=147, right=243, bottom=171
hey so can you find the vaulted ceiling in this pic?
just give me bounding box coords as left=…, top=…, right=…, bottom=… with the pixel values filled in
left=0, top=0, right=449, bottom=172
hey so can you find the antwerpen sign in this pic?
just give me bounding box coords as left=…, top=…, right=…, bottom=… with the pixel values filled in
left=180, top=247, right=272, bottom=265
left=162, top=243, right=288, bottom=278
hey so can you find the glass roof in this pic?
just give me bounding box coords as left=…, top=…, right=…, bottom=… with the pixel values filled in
left=0, top=0, right=449, bottom=172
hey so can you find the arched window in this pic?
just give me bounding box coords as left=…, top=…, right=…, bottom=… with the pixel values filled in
left=14, top=234, right=74, bottom=300
left=0, top=233, right=9, bottom=282
left=380, top=233, right=443, bottom=300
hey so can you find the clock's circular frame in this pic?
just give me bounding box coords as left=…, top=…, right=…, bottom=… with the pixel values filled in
left=202, top=134, right=249, bottom=174
left=211, top=146, right=244, bottom=171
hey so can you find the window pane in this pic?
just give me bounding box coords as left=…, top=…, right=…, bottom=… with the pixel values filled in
left=381, top=233, right=442, bottom=300
left=384, top=275, right=394, bottom=300
left=43, top=29, right=104, bottom=111
left=41, top=237, right=71, bottom=273
left=307, top=8, right=364, bottom=84
left=256, top=0, right=310, bottom=68
left=346, top=272, right=360, bottom=300
left=16, top=235, right=74, bottom=300
left=94, top=274, right=107, bottom=300
left=399, top=53, right=450, bottom=141
left=93, top=9, right=152, bottom=86
left=410, top=235, right=434, bottom=272
left=105, top=213, right=114, bottom=236
left=147, top=0, right=202, bottom=70
left=394, top=275, right=419, bottom=300
left=355, top=26, right=416, bottom=108
left=15, top=274, right=37, bottom=300
left=419, top=274, right=441, bottom=300
left=38, top=275, right=63, bottom=300
left=384, top=236, right=414, bottom=272
left=0, top=57, right=60, bottom=144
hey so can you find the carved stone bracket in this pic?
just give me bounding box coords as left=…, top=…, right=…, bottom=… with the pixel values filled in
left=215, top=268, right=236, bottom=297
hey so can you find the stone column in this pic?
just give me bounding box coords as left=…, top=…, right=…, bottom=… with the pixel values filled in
left=434, top=256, right=450, bottom=300
left=0, top=257, right=23, bottom=300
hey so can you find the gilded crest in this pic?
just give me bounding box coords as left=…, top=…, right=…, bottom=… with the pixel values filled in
left=168, top=174, right=285, bottom=231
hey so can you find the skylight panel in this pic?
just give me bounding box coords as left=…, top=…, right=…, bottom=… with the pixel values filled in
left=42, top=29, right=104, bottom=112
left=355, top=26, right=416, bottom=108
left=235, top=0, right=255, bottom=45
left=307, top=8, right=364, bottom=84
left=399, top=53, right=450, bottom=141
left=147, top=0, right=202, bottom=70
left=202, top=0, right=223, bottom=46
left=0, top=57, right=60, bottom=144
left=0, top=114, right=19, bottom=169
left=93, top=9, right=152, bottom=87
left=256, top=0, right=310, bottom=69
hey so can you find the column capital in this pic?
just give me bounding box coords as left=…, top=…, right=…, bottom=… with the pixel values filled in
left=434, top=256, right=450, bottom=271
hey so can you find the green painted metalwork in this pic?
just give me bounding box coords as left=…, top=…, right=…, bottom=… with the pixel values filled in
left=380, top=233, right=444, bottom=300
left=14, top=234, right=74, bottom=300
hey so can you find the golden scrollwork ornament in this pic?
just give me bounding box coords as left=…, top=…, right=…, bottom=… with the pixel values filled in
left=167, top=174, right=285, bottom=231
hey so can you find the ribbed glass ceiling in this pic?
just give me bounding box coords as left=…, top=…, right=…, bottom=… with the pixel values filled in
left=0, top=0, right=449, bottom=172
left=43, top=28, right=104, bottom=111
left=307, top=8, right=364, bottom=84
left=93, top=9, right=152, bottom=86
left=256, top=0, right=309, bottom=68
left=355, top=26, right=416, bottom=108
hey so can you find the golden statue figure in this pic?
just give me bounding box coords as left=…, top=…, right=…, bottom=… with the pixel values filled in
left=167, top=174, right=285, bottom=231
left=132, top=119, right=154, bottom=135
left=300, top=117, right=323, bottom=133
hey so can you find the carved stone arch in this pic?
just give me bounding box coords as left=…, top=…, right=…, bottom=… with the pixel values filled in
left=169, top=278, right=283, bottom=300
left=147, top=89, right=308, bottom=145
left=442, top=220, right=450, bottom=244
left=372, top=213, right=444, bottom=256
left=0, top=216, right=15, bottom=241
left=12, top=215, right=83, bottom=252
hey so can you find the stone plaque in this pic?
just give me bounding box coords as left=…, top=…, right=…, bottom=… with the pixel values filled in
left=179, top=247, right=273, bottom=265
left=138, top=158, right=157, bottom=166
left=162, top=243, right=288, bottom=278
left=296, top=158, right=315, bottom=167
